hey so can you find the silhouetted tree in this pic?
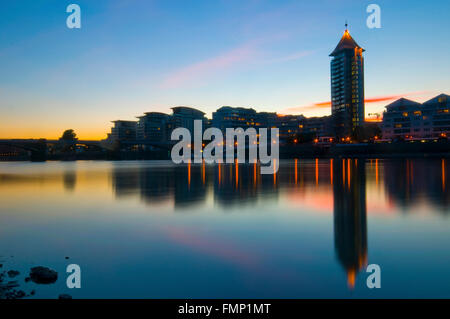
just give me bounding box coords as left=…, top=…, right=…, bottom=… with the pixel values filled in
left=58, top=129, right=78, bottom=153
left=60, top=129, right=77, bottom=141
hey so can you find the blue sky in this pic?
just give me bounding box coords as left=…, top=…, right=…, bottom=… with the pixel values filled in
left=1, top=0, right=449, bottom=139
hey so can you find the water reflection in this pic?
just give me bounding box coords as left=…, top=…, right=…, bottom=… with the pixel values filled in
left=333, top=159, right=367, bottom=289
left=111, top=162, right=281, bottom=208
left=0, top=159, right=449, bottom=296
left=383, top=159, right=450, bottom=211
left=109, top=158, right=450, bottom=212
left=63, top=171, right=76, bottom=192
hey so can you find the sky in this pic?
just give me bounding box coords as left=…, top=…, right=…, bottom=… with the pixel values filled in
left=1, top=0, right=449, bottom=139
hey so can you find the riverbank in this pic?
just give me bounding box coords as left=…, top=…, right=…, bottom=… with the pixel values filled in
left=1, top=140, right=450, bottom=161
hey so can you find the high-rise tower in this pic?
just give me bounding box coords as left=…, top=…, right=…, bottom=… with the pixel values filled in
left=330, top=24, right=365, bottom=139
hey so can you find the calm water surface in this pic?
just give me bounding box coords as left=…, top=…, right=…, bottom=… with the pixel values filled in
left=0, top=159, right=449, bottom=298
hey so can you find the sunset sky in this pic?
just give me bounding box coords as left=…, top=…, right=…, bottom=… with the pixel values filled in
left=1, top=0, right=449, bottom=139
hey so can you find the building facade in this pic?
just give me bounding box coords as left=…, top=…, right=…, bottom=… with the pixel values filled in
left=330, top=26, right=365, bottom=139
left=109, top=120, right=137, bottom=141
left=171, top=106, right=207, bottom=135
left=274, top=115, right=306, bottom=141
left=136, top=112, right=172, bottom=142
left=304, top=116, right=332, bottom=138
left=212, top=106, right=259, bottom=133
left=382, top=94, right=450, bottom=140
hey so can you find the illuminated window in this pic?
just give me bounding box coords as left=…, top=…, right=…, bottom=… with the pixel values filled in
left=402, top=112, right=409, bottom=117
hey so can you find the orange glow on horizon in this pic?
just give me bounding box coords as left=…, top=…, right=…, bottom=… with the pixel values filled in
left=365, top=118, right=383, bottom=123
left=281, top=91, right=429, bottom=115
left=3, top=90, right=435, bottom=140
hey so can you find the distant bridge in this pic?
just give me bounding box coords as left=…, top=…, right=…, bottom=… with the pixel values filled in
left=0, top=139, right=176, bottom=160
left=0, top=139, right=48, bottom=161
left=0, top=139, right=106, bottom=161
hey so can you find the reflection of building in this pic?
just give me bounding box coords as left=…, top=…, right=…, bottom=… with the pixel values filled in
left=382, top=94, right=450, bottom=140
left=111, top=163, right=208, bottom=208
left=330, top=25, right=365, bottom=139
left=333, top=158, right=367, bottom=288
left=383, top=159, right=450, bottom=211
left=108, top=120, right=137, bottom=141
left=213, top=163, right=279, bottom=206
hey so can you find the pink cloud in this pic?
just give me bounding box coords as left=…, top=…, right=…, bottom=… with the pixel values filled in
left=160, top=225, right=258, bottom=269
left=262, top=50, right=314, bottom=64
left=160, top=43, right=257, bottom=89
left=159, top=36, right=312, bottom=89
left=280, top=91, right=430, bottom=115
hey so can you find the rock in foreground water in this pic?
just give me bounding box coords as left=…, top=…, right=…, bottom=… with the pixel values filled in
left=29, top=267, right=58, bottom=284
left=7, top=270, right=20, bottom=278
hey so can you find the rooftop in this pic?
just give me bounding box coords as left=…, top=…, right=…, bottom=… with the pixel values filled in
left=330, top=29, right=365, bottom=57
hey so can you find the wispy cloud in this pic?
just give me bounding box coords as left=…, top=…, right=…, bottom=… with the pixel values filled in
left=159, top=43, right=257, bottom=89
left=262, top=50, right=314, bottom=64
left=281, top=91, right=429, bottom=114
left=159, top=39, right=312, bottom=89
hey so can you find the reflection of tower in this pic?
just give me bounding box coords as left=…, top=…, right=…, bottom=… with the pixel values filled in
left=333, top=158, right=367, bottom=289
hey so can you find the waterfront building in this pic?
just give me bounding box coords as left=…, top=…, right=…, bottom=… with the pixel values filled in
left=256, top=111, right=278, bottom=128
left=171, top=106, right=207, bottom=135
left=136, top=112, right=172, bottom=142
left=212, top=106, right=258, bottom=133
left=304, top=116, right=333, bottom=137
left=212, top=106, right=281, bottom=133
left=274, top=115, right=306, bottom=141
left=109, top=120, right=137, bottom=141
left=382, top=94, right=450, bottom=140
left=330, top=25, right=365, bottom=139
